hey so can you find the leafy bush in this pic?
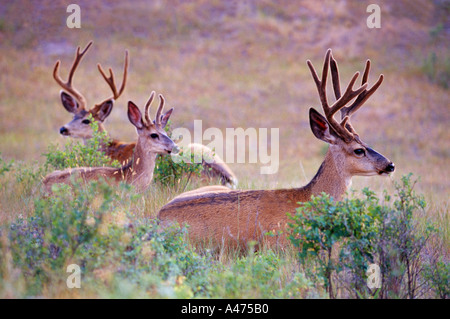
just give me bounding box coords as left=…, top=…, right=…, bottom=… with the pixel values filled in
left=288, top=174, right=440, bottom=299
left=288, top=189, right=381, bottom=298
left=204, top=247, right=313, bottom=298
left=154, top=149, right=203, bottom=188
left=5, top=177, right=211, bottom=297
left=43, top=115, right=120, bottom=170
left=423, top=256, right=449, bottom=299
left=153, top=121, right=203, bottom=188
left=0, top=153, right=13, bottom=177
left=8, top=180, right=115, bottom=295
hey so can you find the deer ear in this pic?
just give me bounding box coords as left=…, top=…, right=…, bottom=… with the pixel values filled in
left=92, top=100, right=113, bottom=122
left=309, top=108, right=338, bottom=144
left=60, top=91, right=80, bottom=113
left=160, top=108, right=174, bottom=128
left=127, top=101, right=144, bottom=130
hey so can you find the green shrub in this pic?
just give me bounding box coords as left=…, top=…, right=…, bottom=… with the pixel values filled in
left=8, top=180, right=115, bottom=295
left=153, top=120, right=203, bottom=188
left=5, top=176, right=212, bottom=297
left=0, top=153, right=13, bottom=177
left=43, top=115, right=120, bottom=170
left=154, top=149, right=203, bottom=188
left=203, top=247, right=313, bottom=298
left=423, top=257, right=449, bottom=299
left=289, top=174, right=439, bottom=299
left=288, top=190, right=380, bottom=298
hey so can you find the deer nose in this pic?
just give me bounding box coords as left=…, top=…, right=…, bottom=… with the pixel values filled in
left=385, top=162, right=395, bottom=172
left=60, top=127, right=69, bottom=135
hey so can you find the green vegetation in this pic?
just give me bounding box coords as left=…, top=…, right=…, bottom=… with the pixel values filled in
left=153, top=121, right=203, bottom=188
left=43, top=115, right=121, bottom=170
left=289, top=174, right=446, bottom=298
left=0, top=144, right=447, bottom=298
left=0, top=172, right=313, bottom=298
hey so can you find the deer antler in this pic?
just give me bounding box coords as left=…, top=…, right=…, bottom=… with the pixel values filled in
left=329, top=53, right=384, bottom=137
left=142, top=91, right=165, bottom=128
left=53, top=41, right=93, bottom=110
left=307, top=49, right=368, bottom=142
left=155, top=94, right=165, bottom=128
left=144, top=91, right=155, bottom=126
left=97, top=50, right=129, bottom=104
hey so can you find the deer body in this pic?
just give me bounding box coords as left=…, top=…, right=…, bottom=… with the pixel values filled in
left=158, top=147, right=378, bottom=248
left=158, top=50, right=395, bottom=249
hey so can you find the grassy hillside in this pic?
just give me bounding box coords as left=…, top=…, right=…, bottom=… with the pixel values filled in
left=0, top=0, right=448, bottom=298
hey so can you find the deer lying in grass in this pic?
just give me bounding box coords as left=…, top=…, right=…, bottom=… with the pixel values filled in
left=157, top=49, right=395, bottom=249
left=44, top=92, right=177, bottom=193
left=55, top=41, right=237, bottom=187
left=54, top=41, right=134, bottom=164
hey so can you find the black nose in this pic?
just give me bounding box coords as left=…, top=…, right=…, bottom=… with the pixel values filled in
left=60, top=127, right=68, bottom=135
left=385, top=163, right=395, bottom=172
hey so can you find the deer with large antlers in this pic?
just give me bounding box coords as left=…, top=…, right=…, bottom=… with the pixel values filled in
left=157, top=49, right=395, bottom=249
left=54, top=41, right=134, bottom=164
left=54, top=41, right=237, bottom=187
left=44, top=92, right=178, bottom=193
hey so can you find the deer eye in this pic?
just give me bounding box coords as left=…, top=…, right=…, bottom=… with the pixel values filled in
left=150, top=133, right=159, bottom=139
left=82, top=119, right=91, bottom=125
left=354, top=148, right=365, bottom=156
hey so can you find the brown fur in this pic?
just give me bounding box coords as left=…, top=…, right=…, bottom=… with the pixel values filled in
left=104, top=139, right=136, bottom=165
left=158, top=150, right=345, bottom=249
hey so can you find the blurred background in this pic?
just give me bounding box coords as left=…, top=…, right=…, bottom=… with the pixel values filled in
left=0, top=0, right=448, bottom=202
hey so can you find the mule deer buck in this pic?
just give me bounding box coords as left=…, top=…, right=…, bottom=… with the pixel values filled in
left=54, top=41, right=135, bottom=164
left=44, top=91, right=178, bottom=193
left=157, top=49, right=395, bottom=249
left=55, top=41, right=237, bottom=187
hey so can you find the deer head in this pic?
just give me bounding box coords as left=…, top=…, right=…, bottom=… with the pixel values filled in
left=54, top=41, right=128, bottom=139
left=307, top=49, right=395, bottom=177
left=127, top=92, right=178, bottom=157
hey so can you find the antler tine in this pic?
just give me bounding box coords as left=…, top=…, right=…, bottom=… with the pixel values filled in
left=330, top=54, right=341, bottom=100
left=329, top=55, right=383, bottom=140
left=53, top=41, right=93, bottom=110
left=97, top=50, right=129, bottom=102
left=340, top=60, right=384, bottom=119
left=328, top=71, right=368, bottom=116
left=361, top=59, right=370, bottom=85
left=144, top=91, right=156, bottom=126
left=307, top=49, right=331, bottom=109
left=155, top=94, right=165, bottom=127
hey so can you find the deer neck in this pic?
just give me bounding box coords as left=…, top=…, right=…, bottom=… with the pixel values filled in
left=127, top=138, right=157, bottom=190
left=304, top=147, right=352, bottom=201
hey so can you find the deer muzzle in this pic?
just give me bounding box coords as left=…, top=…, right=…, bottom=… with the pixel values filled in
left=60, top=126, right=69, bottom=136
